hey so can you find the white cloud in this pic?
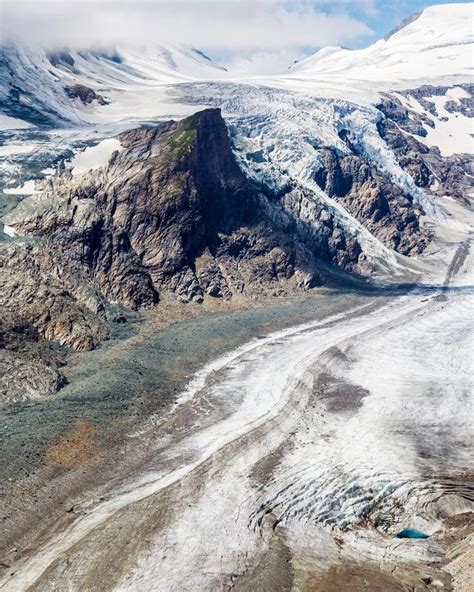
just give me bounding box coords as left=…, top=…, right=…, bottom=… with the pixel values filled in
left=1, top=1, right=374, bottom=73
left=226, top=48, right=308, bottom=74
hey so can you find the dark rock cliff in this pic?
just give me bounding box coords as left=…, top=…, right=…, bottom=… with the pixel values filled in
left=7, top=109, right=323, bottom=309
left=314, top=147, right=429, bottom=255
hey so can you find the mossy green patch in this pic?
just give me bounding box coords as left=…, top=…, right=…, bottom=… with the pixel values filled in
left=163, top=116, right=200, bottom=162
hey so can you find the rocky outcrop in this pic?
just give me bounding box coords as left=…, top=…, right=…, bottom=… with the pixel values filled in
left=0, top=243, right=110, bottom=350
left=401, top=84, right=474, bottom=118
left=0, top=312, right=67, bottom=402
left=65, top=84, right=108, bottom=106
left=6, top=109, right=323, bottom=307
left=274, top=185, right=363, bottom=271
left=0, top=239, right=111, bottom=400
left=376, top=90, right=474, bottom=205
left=0, top=239, right=113, bottom=401
left=0, top=348, right=65, bottom=403
left=314, top=148, right=429, bottom=255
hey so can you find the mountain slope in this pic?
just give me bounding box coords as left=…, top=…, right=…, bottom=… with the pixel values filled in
left=288, top=3, right=473, bottom=90
left=0, top=44, right=228, bottom=127
left=4, top=109, right=328, bottom=308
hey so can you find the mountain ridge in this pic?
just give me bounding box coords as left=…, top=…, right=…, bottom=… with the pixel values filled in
left=288, top=3, right=473, bottom=84
left=1, top=3, right=472, bottom=128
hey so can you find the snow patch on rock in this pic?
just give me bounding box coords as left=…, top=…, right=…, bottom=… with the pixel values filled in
left=69, top=138, right=123, bottom=176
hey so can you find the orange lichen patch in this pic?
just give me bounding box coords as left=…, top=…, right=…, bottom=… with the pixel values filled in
left=46, top=421, right=102, bottom=468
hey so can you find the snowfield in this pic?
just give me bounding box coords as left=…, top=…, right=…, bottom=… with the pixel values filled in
left=421, top=90, right=473, bottom=157
left=0, top=113, right=33, bottom=130
left=69, top=137, right=123, bottom=176
left=3, top=179, right=38, bottom=195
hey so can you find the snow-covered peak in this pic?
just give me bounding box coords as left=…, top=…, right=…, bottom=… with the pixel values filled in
left=47, top=44, right=228, bottom=88
left=1, top=3, right=472, bottom=126
left=118, top=45, right=227, bottom=83
left=0, top=42, right=229, bottom=127
left=288, top=3, right=473, bottom=89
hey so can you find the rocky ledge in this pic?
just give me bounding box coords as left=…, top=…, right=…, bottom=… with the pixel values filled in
left=5, top=109, right=328, bottom=311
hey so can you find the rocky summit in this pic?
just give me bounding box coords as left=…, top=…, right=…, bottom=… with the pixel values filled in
left=5, top=109, right=325, bottom=310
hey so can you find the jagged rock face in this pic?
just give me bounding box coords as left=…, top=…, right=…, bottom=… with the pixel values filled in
left=6, top=109, right=322, bottom=307
left=0, top=241, right=110, bottom=400
left=65, top=84, right=108, bottom=106
left=274, top=185, right=363, bottom=271
left=0, top=313, right=67, bottom=402
left=376, top=89, right=474, bottom=205
left=0, top=243, right=110, bottom=351
left=0, top=307, right=67, bottom=402
left=314, top=148, right=429, bottom=255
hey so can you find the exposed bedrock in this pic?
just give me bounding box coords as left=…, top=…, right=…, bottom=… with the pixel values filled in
left=7, top=109, right=362, bottom=308
left=314, top=147, right=429, bottom=255
left=376, top=88, right=474, bottom=205
left=0, top=243, right=110, bottom=351
left=0, top=312, right=67, bottom=402
left=0, top=243, right=110, bottom=400
left=4, top=101, right=453, bottom=372
left=64, top=84, right=108, bottom=106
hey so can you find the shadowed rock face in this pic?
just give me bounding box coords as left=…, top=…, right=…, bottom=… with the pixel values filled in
left=314, top=147, right=429, bottom=256
left=7, top=109, right=324, bottom=308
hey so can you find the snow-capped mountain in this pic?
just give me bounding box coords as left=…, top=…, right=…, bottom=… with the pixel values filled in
left=49, top=44, right=228, bottom=88
left=0, top=3, right=472, bottom=126
left=0, top=44, right=85, bottom=127
left=0, top=3, right=472, bottom=292
left=0, top=44, right=228, bottom=127
left=289, top=3, right=473, bottom=86
left=276, top=3, right=473, bottom=104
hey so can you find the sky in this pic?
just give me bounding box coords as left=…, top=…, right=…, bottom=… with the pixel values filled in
left=1, top=0, right=472, bottom=73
